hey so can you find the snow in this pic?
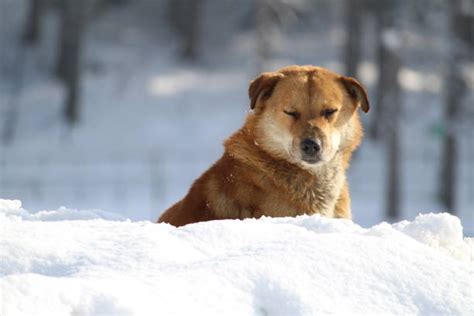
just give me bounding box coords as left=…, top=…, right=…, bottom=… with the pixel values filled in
left=1, top=199, right=473, bottom=315
left=0, top=199, right=125, bottom=222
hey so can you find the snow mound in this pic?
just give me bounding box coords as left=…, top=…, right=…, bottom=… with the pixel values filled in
left=393, top=212, right=471, bottom=261
left=0, top=199, right=126, bottom=222
left=0, top=200, right=472, bottom=316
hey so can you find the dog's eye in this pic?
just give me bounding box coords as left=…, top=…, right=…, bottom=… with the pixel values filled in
left=322, top=108, right=337, bottom=119
left=283, top=110, right=300, bottom=119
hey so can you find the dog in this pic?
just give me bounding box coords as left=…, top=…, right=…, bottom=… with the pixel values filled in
left=158, top=65, right=369, bottom=227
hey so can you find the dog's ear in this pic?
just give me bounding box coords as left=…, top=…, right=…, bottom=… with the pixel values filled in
left=249, top=72, right=284, bottom=110
left=340, top=76, right=370, bottom=113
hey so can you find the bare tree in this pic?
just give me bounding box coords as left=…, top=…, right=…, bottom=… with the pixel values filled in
left=383, top=32, right=402, bottom=220
left=167, top=0, right=203, bottom=61
left=182, top=0, right=202, bottom=60
left=369, top=0, right=398, bottom=141
left=254, top=0, right=303, bottom=73
left=22, top=0, right=44, bottom=45
left=438, top=0, right=472, bottom=213
left=368, top=0, right=403, bottom=219
left=2, top=49, right=26, bottom=145
left=343, top=0, right=363, bottom=78
left=55, top=0, right=88, bottom=124
left=255, top=0, right=273, bottom=72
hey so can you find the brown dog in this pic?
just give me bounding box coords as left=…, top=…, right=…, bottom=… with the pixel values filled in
left=158, top=65, right=369, bottom=226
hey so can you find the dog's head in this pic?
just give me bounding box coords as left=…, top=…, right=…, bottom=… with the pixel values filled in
left=248, top=65, right=369, bottom=169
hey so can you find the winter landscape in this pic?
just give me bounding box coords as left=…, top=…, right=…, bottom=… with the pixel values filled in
left=1, top=0, right=473, bottom=315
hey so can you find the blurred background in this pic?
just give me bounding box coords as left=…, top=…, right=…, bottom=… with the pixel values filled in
left=0, top=0, right=472, bottom=232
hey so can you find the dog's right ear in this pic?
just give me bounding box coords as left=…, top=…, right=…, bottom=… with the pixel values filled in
left=339, top=76, right=370, bottom=113
left=249, top=72, right=284, bottom=110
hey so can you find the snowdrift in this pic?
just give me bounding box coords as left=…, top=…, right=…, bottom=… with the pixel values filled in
left=1, top=199, right=472, bottom=315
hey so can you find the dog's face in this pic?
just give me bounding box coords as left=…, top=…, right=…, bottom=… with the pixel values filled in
left=249, top=66, right=369, bottom=169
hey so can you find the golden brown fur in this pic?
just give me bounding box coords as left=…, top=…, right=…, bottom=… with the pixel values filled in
left=158, top=65, right=369, bottom=227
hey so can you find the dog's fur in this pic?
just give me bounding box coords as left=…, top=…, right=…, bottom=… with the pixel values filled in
left=158, top=65, right=369, bottom=226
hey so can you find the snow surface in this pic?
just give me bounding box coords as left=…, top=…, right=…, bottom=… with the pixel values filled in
left=1, top=199, right=473, bottom=316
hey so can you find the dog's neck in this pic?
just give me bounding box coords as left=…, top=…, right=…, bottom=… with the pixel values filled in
left=224, top=127, right=344, bottom=215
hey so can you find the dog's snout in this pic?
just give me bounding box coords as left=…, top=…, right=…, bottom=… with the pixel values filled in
left=300, top=138, right=321, bottom=156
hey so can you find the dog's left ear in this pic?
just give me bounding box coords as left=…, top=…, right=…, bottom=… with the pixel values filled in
left=340, top=76, right=370, bottom=113
left=249, top=72, right=284, bottom=110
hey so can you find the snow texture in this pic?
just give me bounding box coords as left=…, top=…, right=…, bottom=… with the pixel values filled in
left=1, top=199, right=472, bottom=316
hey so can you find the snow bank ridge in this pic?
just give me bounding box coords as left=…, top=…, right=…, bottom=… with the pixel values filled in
left=1, top=199, right=469, bottom=261
left=0, top=199, right=126, bottom=222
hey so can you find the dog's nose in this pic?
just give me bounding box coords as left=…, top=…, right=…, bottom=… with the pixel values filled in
left=300, top=138, right=321, bottom=156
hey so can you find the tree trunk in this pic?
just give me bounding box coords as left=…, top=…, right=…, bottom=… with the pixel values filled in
left=181, top=0, right=202, bottom=61
left=2, top=49, right=26, bottom=145
left=56, top=0, right=87, bottom=124
left=369, top=1, right=402, bottom=220
left=385, top=46, right=402, bottom=220
left=344, top=0, right=362, bottom=78
left=22, top=0, right=44, bottom=45
left=167, top=0, right=202, bottom=62
left=438, top=0, right=470, bottom=213
left=256, top=0, right=275, bottom=73
left=369, top=1, right=396, bottom=141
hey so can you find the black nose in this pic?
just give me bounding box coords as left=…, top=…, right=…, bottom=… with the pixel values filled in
left=300, top=138, right=321, bottom=156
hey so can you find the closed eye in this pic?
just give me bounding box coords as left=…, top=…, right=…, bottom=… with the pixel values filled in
left=283, top=110, right=300, bottom=119
left=321, top=108, right=337, bottom=119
